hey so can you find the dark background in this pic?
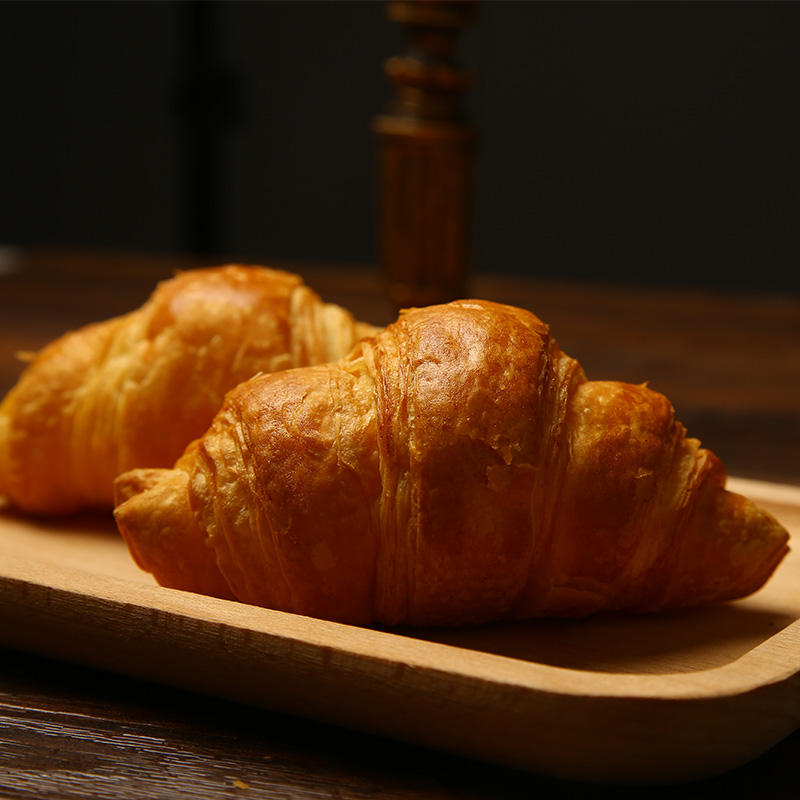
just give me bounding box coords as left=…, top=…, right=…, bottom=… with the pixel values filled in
left=1, top=0, right=798, bottom=293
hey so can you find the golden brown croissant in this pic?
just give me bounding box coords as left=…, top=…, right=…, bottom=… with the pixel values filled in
left=113, top=299, right=790, bottom=626
left=0, top=264, right=378, bottom=514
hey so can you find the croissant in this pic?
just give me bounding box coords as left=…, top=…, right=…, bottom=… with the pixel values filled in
left=0, top=264, right=378, bottom=514
left=113, top=299, right=789, bottom=626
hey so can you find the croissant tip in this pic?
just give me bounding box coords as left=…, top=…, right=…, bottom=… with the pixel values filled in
left=112, top=468, right=166, bottom=508
left=15, top=350, right=37, bottom=364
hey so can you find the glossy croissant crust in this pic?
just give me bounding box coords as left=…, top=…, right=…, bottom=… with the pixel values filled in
left=114, top=299, right=789, bottom=626
left=0, top=265, right=378, bottom=514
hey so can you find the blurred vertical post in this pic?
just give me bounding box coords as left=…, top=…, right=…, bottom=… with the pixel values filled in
left=374, top=0, right=478, bottom=309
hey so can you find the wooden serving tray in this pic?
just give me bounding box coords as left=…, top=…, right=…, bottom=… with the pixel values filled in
left=2, top=477, right=800, bottom=786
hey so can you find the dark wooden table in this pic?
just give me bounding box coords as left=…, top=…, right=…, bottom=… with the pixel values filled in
left=1, top=247, right=799, bottom=798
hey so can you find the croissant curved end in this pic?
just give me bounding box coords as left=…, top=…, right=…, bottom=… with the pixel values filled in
left=113, top=464, right=235, bottom=601
left=693, top=487, right=790, bottom=604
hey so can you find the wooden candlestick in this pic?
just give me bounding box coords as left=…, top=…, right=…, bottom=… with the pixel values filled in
left=374, top=0, right=478, bottom=309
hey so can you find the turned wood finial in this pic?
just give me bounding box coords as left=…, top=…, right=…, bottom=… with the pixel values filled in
left=374, top=0, right=478, bottom=309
